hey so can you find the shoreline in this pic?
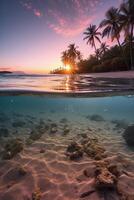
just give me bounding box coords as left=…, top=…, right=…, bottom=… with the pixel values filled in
left=84, top=70, right=134, bottom=78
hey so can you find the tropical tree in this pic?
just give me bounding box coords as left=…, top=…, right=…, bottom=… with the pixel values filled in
left=102, top=45, right=120, bottom=60
left=61, top=44, right=82, bottom=72
left=61, top=51, right=69, bottom=68
left=122, top=34, right=134, bottom=47
left=119, top=0, right=134, bottom=69
left=99, top=42, right=109, bottom=56
left=67, top=44, right=82, bottom=62
left=95, top=49, right=101, bottom=60
left=83, top=24, right=101, bottom=60
left=100, top=7, right=129, bottom=68
left=100, top=7, right=121, bottom=48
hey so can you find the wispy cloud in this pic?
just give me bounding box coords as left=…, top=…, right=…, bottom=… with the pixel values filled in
left=20, top=1, right=43, bottom=18
left=21, top=0, right=105, bottom=37
left=0, top=67, right=11, bottom=71
left=48, top=16, right=94, bottom=37
left=33, top=9, right=42, bottom=17
left=46, top=0, right=103, bottom=37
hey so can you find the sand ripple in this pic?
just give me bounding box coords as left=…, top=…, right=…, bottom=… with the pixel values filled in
left=0, top=131, right=134, bottom=200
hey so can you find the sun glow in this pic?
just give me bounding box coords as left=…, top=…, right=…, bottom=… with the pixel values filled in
left=65, top=65, right=71, bottom=71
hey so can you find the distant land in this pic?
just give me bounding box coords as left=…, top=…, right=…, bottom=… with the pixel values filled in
left=0, top=70, right=25, bottom=75
left=0, top=71, right=12, bottom=74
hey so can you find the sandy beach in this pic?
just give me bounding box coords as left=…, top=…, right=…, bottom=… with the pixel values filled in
left=90, top=70, right=134, bottom=79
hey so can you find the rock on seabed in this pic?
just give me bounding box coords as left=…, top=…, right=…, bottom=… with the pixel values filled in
left=123, top=124, right=134, bottom=147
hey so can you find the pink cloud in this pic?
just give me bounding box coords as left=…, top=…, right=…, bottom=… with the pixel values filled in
left=21, top=1, right=43, bottom=18
left=46, top=0, right=99, bottom=37
left=21, top=0, right=104, bottom=37
left=48, top=17, right=94, bottom=37
left=33, top=9, right=42, bottom=17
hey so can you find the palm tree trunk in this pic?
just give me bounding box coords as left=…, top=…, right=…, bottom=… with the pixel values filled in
left=116, top=37, right=122, bottom=52
left=93, top=40, right=98, bottom=60
left=130, top=24, right=134, bottom=70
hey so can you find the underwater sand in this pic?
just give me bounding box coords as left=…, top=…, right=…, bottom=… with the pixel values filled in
left=0, top=95, right=134, bottom=200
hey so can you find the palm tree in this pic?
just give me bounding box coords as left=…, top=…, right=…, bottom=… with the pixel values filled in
left=67, top=44, right=82, bottom=71
left=100, top=7, right=121, bottom=47
left=100, top=7, right=128, bottom=68
left=122, top=34, right=134, bottom=47
left=83, top=24, right=101, bottom=60
left=119, top=0, right=134, bottom=69
left=99, top=42, right=109, bottom=55
left=61, top=51, right=69, bottom=68
left=61, top=44, right=82, bottom=72
left=95, top=49, right=101, bottom=60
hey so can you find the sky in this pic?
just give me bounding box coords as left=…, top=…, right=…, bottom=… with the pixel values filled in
left=0, top=0, right=122, bottom=74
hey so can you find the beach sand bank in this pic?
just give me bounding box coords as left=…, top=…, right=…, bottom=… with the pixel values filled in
left=90, top=70, right=134, bottom=78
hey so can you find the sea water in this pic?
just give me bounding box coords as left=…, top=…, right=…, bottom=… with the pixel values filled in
left=0, top=74, right=134, bottom=156
left=0, top=94, right=134, bottom=155
left=0, top=74, right=134, bottom=199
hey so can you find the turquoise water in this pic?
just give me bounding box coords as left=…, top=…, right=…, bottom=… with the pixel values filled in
left=0, top=75, right=134, bottom=199
left=0, top=95, right=134, bottom=122
left=0, top=94, right=134, bottom=155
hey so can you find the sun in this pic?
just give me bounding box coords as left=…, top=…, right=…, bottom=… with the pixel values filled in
left=65, top=65, right=71, bottom=71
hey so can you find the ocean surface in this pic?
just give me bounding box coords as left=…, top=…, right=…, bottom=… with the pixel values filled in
left=0, top=73, right=134, bottom=94
left=0, top=74, right=134, bottom=199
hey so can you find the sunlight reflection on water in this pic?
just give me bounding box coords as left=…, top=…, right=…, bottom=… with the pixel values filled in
left=0, top=74, right=134, bottom=94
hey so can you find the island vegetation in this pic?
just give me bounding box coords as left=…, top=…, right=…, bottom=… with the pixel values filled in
left=0, top=71, right=12, bottom=74
left=51, top=0, right=134, bottom=74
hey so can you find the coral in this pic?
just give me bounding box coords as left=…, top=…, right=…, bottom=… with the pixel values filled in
left=86, top=114, right=104, bottom=122
left=66, top=142, right=83, bottom=160
left=60, top=118, right=68, bottom=123
left=80, top=162, right=119, bottom=198
left=2, top=138, right=23, bottom=159
left=63, top=125, right=70, bottom=135
left=66, top=136, right=106, bottom=161
left=50, top=123, right=57, bottom=133
left=69, top=151, right=83, bottom=160
left=29, top=131, right=42, bottom=141
left=50, top=127, right=57, bottom=133
left=108, top=164, right=120, bottom=177
left=26, top=121, right=48, bottom=144
left=95, top=166, right=117, bottom=189
left=36, top=119, right=48, bottom=134
left=81, top=136, right=105, bottom=160
left=32, top=188, right=42, bottom=200
left=67, top=142, right=81, bottom=153
left=112, top=119, right=128, bottom=129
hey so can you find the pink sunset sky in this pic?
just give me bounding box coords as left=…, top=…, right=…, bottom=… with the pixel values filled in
left=0, top=0, right=122, bottom=74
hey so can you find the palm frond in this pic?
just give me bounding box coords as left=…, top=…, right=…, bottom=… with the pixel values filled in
left=95, top=36, right=101, bottom=43
left=102, top=26, right=111, bottom=38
